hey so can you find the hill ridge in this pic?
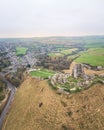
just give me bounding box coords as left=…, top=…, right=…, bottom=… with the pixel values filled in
left=3, top=77, right=104, bottom=130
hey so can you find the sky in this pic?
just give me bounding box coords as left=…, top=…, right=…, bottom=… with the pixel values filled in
left=0, top=0, right=104, bottom=37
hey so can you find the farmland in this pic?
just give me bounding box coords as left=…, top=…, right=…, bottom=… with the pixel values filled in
left=48, top=52, right=64, bottom=57
left=60, top=48, right=78, bottom=55
left=48, top=48, right=78, bottom=58
left=75, top=48, right=104, bottom=66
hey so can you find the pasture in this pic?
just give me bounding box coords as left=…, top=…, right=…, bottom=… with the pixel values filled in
left=75, top=48, right=104, bottom=66
left=48, top=48, right=78, bottom=58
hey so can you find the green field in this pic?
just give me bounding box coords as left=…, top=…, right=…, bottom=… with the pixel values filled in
left=30, top=69, right=55, bottom=79
left=48, top=48, right=77, bottom=57
left=85, top=43, right=104, bottom=48
left=60, top=48, right=77, bottom=55
left=48, top=52, right=64, bottom=57
left=75, top=48, right=104, bottom=66
left=16, top=47, right=28, bottom=56
left=67, top=54, right=79, bottom=59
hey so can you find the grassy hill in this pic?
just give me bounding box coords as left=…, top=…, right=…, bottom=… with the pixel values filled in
left=3, top=77, right=104, bottom=130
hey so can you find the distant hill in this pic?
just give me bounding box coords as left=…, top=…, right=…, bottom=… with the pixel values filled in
left=2, top=77, right=104, bottom=130
left=0, top=35, right=104, bottom=46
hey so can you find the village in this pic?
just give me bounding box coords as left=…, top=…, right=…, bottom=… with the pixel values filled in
left=0, top=43, right=37, bottom=73
left=0, top=41, right=104, bottom=91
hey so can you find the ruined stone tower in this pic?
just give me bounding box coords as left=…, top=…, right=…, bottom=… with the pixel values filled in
left=72, top=64, right=85, bottom=78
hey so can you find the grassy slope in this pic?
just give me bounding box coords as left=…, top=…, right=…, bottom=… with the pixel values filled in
left=3, top=77, right=104, bottom=130
left=75, top=48, right=104, bottom=66
left=16, top=47, right=28, bottom=56
left=3, top=78, right=66, bottom=130
left=30, top=69, right=54, bottom=78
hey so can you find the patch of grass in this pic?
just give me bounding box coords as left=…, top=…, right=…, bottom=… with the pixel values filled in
left=16, top=47, right=28, bottom=56
left=30, top=69, right=55, bottom=79
left=48, top=48, right=78, bottom=58
left=48, top=52, right=64, bottom=57
left=68, top=77, right=78, bottom=83
left=60, top=48, right=78, bottom=55
left=67, top=54, right=79, bottom=59
left=75, top=48, right=104, bottom=66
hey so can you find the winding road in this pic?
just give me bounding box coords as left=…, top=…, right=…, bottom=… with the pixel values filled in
left=0, top=73, right=16, bottom=129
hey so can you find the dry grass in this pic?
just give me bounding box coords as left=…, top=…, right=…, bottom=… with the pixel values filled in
left=2, top=77, right=104, bottom=130
left=84, top=68, right=104, bottom=75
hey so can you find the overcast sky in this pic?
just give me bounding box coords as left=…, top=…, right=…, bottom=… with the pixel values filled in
left=0, top=0, right=104, bottom=37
